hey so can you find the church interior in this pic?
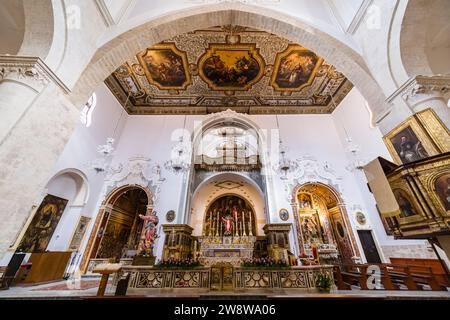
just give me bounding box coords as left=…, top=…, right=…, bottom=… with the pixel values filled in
left=0, top=0, right=449, bottom=301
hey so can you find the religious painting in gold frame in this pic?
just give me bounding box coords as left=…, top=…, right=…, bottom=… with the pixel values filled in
left=136, top=43, right=191, bottom=90
left=16, top=194, right=68, bottom=253
left=198, top=43, right=265, bottom=91
left=271, top=44, right=323, bottom=92
left=415, top=108, right=450, bottom=153
left=383, top=114, right=438, bottom=165
left=392, top=188, right=420, bottom=218
left=68, top=216, right=91, bottom=251
left=434, top=173, right=450, bottom=212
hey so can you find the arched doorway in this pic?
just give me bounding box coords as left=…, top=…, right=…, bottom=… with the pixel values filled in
left=293, top=182, right=359, bottom=264
left=80, top=185, right=153, bottom=272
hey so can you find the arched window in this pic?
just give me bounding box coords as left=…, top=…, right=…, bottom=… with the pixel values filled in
left=80, top=93, right=97, bottom=127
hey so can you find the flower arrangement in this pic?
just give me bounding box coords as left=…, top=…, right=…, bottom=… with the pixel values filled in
left=155, top=258, right=202, bottom=269
left=241, top=257, right=290, bottom=269
left=315, top=272, right=332, bottom=293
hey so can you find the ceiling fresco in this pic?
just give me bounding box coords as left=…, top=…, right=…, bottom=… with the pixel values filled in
left=105, top=26, right=353, bottom=115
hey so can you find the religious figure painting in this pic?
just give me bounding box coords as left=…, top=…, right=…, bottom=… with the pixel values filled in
left=199, top=44, right=264, bottom=91
left=300, top=213, right=324, bottom=245
left=68, top=216, right=91, bottom=251
left=16, top=194, right=68, bottom=253
left=435, top=173, right=450, bottom=211
left=271, top=45, right=322, bottom=91
left=393, top=189, right=418, bottom=218
left=390, top=126, right=429, bottom=164
left=137, top=43, right=191, bottom=90
left=298, top=193, right=313, bottom=209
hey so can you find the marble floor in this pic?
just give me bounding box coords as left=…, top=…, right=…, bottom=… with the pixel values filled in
left=0, top=277, right=449, bottom=299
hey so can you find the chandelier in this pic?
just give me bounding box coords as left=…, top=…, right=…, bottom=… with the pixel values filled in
left=273, top=115, right=298, bottom=179
left=88, top=137, right=115, bottom=173
left=344, top=136, right=367, bottom=172
left=276, top=144, right=298, bottom=179
left=165, top=138, right=191, bottom=174
left=164, top=116, right=191, bottom=174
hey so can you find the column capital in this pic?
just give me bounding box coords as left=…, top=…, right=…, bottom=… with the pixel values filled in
left=387, top=75, right=450, bottom=108
left=0, top=55, right=70, bottom=93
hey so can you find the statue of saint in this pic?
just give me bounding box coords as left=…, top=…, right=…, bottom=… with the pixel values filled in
left=138, top=211, right=159, bottom=255
left=221, top=214, right=234, bottom=236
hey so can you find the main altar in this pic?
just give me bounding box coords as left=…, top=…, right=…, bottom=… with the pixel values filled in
left=198, top=235, right=256, bottom=267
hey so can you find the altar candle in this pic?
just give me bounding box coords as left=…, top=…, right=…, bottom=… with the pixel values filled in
left=216, top=211, right=219, bottom=236
left=242, top=211, right=246, bottom=236
left=209, top=211, right=212, bottom=236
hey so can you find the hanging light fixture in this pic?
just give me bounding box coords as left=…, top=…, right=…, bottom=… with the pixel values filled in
left=164, top=115, right=191, bottom=174
left=87, top=91, right=127, bottom=174
left=329, top=92, right=366, bottom=172
left=273, top=114, right=297, bottom=179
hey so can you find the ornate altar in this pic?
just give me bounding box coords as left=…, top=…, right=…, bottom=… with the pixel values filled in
left=198, top=194, right=257, bottom=266
left=263, top=223, right=292, bottom=262
left=198, top=235, right=256, bottom=267
left=297, top=203, right=339, bottom=264
left=162, top=224, right=194, bottom=260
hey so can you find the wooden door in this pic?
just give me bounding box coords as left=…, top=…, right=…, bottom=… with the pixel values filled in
left=358, top=230, right=382, bottom=264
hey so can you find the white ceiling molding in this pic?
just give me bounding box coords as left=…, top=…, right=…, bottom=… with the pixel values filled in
left=327, top=0, right=373, bottom=35
left=94, top=0, right=137, bottom=26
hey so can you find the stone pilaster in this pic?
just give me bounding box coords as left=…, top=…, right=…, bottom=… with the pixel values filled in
left=0, top=55, right=78, bottom=264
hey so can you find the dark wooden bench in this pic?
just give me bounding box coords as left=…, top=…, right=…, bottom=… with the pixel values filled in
left=333, top=263, right=448, bottom=291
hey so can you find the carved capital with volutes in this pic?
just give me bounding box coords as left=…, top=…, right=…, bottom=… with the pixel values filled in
left=0, top=55, right=70, bottom=93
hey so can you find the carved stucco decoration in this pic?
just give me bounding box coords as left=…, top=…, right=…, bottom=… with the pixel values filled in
left=103, top=156, right=165, bottom=203
left=281, top=155, right=345, bottom=204
left=104, top=26, right=352, bottom=115
left=0, top=55, right=70, bottom=93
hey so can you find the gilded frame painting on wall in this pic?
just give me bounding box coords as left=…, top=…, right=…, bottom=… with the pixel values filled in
left=271, top=44, right=323, bottom=92
left=136, top=43, right=192, bottom=90
left=198, top=43, right=265, bottom=91
left=434, top=173, right=450, bottom=212
left=383, top=114, right=438, bottom=165
left=68, top=216, right=91, bottom=251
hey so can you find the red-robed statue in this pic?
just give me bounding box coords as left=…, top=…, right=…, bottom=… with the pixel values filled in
left=221, top=214, right=234, bottom=235
left=138, top=211, right=159, bottom=255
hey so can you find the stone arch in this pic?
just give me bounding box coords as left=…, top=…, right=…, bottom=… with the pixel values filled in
left=400, top=0, right=450, bottom=76
left=189, top=172, right=266, bottom=237
left=202, top=193, right=257, bottom=237
left=80, top=184, right=153, bottom=273
left=16, top=0, right=55, bottom=60
left=46, top=168, right=89, bottom=206
left=290, top=181, right=360, bottom=263
left=69, top=4, right=387, bottom=119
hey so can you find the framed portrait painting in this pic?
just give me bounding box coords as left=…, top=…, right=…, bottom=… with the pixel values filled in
left=68, top=216, right=91, bottom=251
left=383, top=115, right=438, bottom=165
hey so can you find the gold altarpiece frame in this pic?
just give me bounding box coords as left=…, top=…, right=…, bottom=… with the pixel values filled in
left=383, top=108, right=450, bottom=165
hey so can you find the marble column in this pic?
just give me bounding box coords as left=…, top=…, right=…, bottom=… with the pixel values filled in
left=0, top=55, right=78, bottom=264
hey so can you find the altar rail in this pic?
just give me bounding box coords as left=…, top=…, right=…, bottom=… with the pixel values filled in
left=119, top=266, right=211, bottom=289
left=234, top=266, right=334, bottom=289
left=117, top=265, right=333, bottom=290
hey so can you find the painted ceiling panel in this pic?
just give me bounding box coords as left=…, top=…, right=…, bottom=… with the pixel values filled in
left=105, top=26, right=352, bottom=114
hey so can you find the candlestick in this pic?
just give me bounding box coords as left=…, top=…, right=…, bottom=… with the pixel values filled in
left=209, top=211, right=212, bottom=236
left=242, top=211, right=247, bottom=236
left=216, top=211, right=219, bottom=237
left=249, top=213, right=253, bottom=236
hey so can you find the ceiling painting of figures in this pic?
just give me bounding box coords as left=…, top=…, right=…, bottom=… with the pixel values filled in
left=105, top=26, right=352, bottom=115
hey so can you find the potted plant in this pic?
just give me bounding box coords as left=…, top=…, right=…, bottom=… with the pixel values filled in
left=315, top=273, right=332, bottom=293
